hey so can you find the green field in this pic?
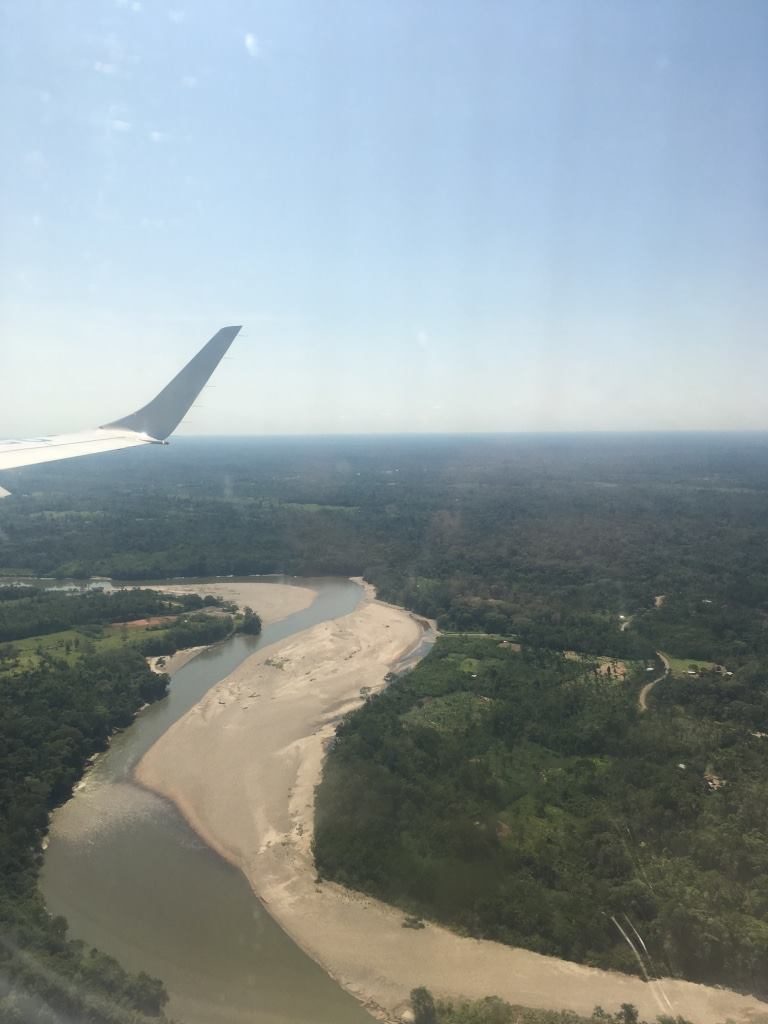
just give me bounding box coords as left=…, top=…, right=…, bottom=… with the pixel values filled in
left=664, top=654, right=722, bottom=677
left=2, top=623, right=168, bottom=674
left=441, top=632, right=520, bottom=641
left=404, top=690, right=495, bottom=732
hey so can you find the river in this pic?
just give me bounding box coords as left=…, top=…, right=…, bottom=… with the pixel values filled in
left=40, top=577, right=375, bottom=1024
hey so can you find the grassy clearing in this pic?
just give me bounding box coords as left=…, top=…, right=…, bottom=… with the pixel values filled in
left=1, top=623, right=168, bottom=676
left=665, top=654, right=722, bottom=676
left=441, top=631, right=521, bottom=643
left=563, top=652, right=648, bottom=683
left=403, top=691, right=494, bottom=733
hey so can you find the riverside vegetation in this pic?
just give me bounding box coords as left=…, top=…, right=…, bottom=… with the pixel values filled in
left=315, top=635, right=768, bottom=995
left=2, top=435, right=768, bottom=1015
left=0, top=586, right=260, bottom=1022
left=407, top=988, right=696, bottom=1024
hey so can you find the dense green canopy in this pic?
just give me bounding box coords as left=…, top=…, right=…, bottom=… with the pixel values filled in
left=316, top=636, right=768, bottom=995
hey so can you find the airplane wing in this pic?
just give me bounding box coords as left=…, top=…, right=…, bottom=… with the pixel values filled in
left=0, top=326, right=240, bottom=486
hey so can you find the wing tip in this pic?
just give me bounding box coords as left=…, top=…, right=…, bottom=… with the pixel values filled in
left=101, top=324, right=241, bottom=439
left=210, top=324, right=242, bottom=350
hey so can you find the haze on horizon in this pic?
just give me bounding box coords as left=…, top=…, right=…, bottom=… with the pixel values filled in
left=1, top=0, right=767, bottom=437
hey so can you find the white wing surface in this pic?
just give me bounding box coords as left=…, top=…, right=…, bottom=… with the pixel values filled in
left=0, top=430, right=155, bottom=472
left=0, top=326, right=240, bottom=486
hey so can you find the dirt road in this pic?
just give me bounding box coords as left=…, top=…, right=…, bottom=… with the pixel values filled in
left=639, top=652, right=670, bottom=711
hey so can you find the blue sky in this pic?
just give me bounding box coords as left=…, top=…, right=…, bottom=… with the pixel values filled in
left=1, top=0, right=767, bottom=434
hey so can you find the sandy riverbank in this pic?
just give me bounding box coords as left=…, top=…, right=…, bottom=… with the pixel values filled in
left=136, top=594, right=768, bottom=1024
left=144, top=579, right=317, bottom=625
left=142, top=580, right=317, bottom=674
left=147, top=645, right=208, bottom=675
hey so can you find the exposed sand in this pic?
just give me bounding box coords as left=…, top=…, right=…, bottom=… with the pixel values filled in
left=136, top=595, right=768, bottom=1024
left=142, top=579, right=317, bottom=625
left=147, top=646, right=207, bottom=676
left=140, top=580, right=317, bottom=675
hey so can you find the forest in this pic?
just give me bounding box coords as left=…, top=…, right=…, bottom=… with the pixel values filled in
left=0, top=587, right=257, bottom=680
left=315, top=635, right=768, bottom=996
left=2, top=434, right=768, bottom=664
left=0, top=587, right=212, bottom=644
left=2, top=435, right=768, bottom=1014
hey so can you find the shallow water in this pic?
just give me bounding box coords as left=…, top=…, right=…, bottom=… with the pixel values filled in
left=40, top=576, right=375, bottom=1024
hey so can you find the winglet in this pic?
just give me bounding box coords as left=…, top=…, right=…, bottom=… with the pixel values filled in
left=103, top=325, right=241, bottom=440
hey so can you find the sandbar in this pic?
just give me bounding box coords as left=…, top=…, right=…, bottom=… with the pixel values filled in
left=143, top=579, right=317, bottom=625
left=140, top=580, right=317, bottom=674
left=136, top=592, right=768, bottom=1024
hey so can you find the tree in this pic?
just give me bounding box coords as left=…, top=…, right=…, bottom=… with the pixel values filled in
left=618, top=1005, right=639, bottom=1024
left=239, top=606, right=262, bottom=635
left=411, top=987, right=437, bottom=1024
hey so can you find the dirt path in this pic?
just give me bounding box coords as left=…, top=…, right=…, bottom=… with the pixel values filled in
left=639, top=651, right=670, bottom=711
